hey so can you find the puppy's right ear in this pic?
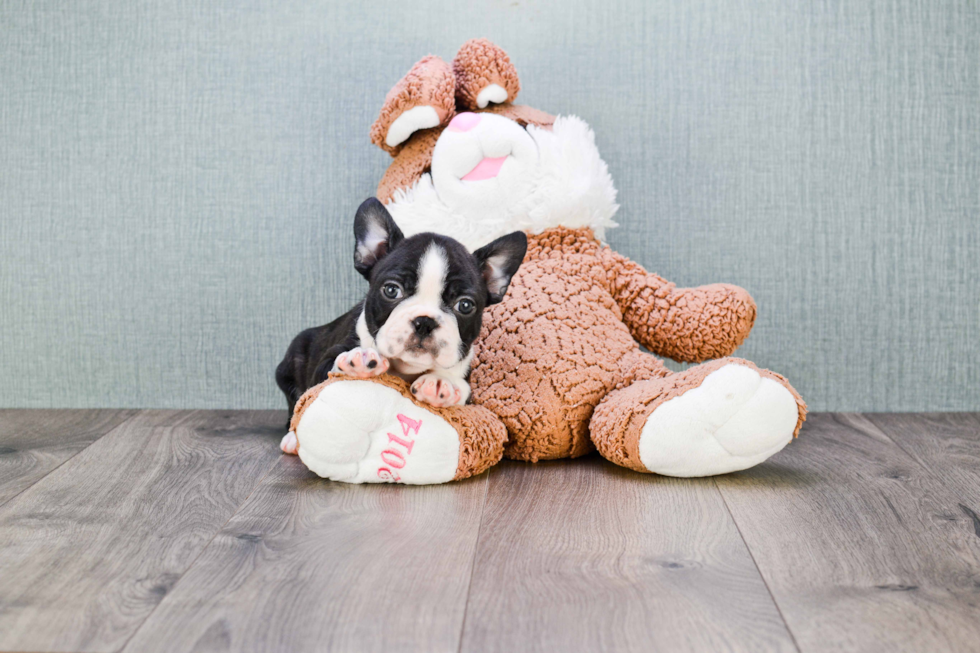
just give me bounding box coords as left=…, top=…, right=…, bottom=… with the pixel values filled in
left=472, top=231, right=528, bottom=304
left=354, top=198, right=404, bottom=279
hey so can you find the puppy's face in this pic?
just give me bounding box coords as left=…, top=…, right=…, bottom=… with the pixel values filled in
left=352, top=198, right=527, bottom=371
left=367, top=238, right=477, bottom=369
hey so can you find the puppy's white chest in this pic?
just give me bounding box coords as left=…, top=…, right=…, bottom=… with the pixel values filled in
left=387, top=359, right=430, bottom=383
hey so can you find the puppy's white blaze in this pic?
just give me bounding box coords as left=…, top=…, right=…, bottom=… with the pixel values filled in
left=415, top=243, right=448, bottom=306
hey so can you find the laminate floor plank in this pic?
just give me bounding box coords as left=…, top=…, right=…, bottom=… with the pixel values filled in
left=0, top=409, right=137, bottom=507
left=864, top=413, right=980, bottom=507
left=716, top=413, right=980, bottom=653
left=5, top=411, right=978, bottom=653
left=0, top=409, right=284, bottom=653
left=121, top=455, right=490, bottom=653
left=459, top=457, right=796, bottom=653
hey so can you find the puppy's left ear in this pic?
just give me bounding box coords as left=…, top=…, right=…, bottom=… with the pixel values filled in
left=353, top=198, right=405, bottom=279
left=472, top=231, right=528, bottom=304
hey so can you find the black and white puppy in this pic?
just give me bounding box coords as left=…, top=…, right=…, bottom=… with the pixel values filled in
left=276, top=197, right=527, bottom=435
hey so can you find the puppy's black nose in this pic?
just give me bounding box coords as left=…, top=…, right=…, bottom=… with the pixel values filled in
left=412, top=316, right=438, bottom=338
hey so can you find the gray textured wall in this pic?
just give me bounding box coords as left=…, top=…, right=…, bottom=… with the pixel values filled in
left=1, top=0, right=977, bottom=411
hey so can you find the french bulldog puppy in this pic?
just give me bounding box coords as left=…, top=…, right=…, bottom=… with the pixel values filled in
left=276, top=197, right=526, bottom=453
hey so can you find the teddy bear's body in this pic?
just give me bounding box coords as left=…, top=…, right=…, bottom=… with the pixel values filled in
left=472, top=226, right=759, bottom=463
left=285, top=39, right=806, bottom=483
left=475, top=227, right=663, bottom=461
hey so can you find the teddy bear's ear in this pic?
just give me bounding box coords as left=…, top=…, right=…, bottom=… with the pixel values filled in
left=452, top=38, right=521, bottom=111
left=370, top=55, right=456, bottom=157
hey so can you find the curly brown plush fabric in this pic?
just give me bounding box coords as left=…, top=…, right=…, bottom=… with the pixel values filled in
left=369, top=55, right=456, bottom=157
left=452, top=38, right=521, bottom=110
left=469, top=228, right=804, bottom=462
left=450, top=406, right=509, bottom=480
left=290, top=373, right=507, bottom=480
left=376, top=127, right=442, bottom=204
left=471, top=229, right=660, bottom=461
left=598, top=248, right=757, bottom=363
left=288, top=379, right=327, bottom=434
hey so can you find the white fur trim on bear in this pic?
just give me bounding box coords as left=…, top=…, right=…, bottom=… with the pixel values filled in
left=386, top=115, right=619, bottom=251
left=296, top=380, right=460, bottom=484
left=476, top=84, right=508, bottom=108
left=386, top=106, right=441, bottom=148
left=637, top=364, right=798, bottom=477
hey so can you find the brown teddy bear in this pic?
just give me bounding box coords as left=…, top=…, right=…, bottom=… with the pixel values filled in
left=285, top=39, right=807, bottom=484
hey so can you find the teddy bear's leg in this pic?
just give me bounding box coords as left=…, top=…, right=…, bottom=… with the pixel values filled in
left=287, top=374, right=507, bottom=485
left=590, top=358, right=807, bottom=477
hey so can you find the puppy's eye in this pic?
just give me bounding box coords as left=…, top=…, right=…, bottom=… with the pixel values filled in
left=382, top=282, right=403, bottom=300
left=454, top=298, right=476, bottom=315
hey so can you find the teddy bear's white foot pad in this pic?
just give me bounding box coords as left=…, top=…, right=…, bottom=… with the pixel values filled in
left=295, top=380, right=460, bottom=484
left=638, top=364, right=798, bottom=477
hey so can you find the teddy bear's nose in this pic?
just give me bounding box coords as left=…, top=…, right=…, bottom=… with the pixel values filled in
left=447, top=112, right=481, bottom=132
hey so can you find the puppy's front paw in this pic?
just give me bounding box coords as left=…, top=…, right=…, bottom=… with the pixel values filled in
left=411, top=374, right=468, bottom=408
left=334, top=347, right=389, bottom=379
left=280, top=431, right=298, bottom=455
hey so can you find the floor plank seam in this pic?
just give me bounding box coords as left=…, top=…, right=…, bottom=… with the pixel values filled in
left=114, top=446, right=284, bottom=653
left=454, top=468, right=492, bottom=653
left=714, top=479, right=803, bottom=653
left=0, top=410, right=141, bottom=511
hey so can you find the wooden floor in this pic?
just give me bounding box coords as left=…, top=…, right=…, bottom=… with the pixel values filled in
left=0, top=411, right=978, bottom=652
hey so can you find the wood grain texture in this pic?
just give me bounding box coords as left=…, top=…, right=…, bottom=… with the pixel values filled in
left=0, top=409, right=137, bottom=507
left=459, top=458, right=795, bottom=653
left=121, top=455, right=489, bottom=653
left=0, top=410, right=284, bottom=653
left=4, top=410, right=979, bottom=653
left=864, top=413, right=980, bottom=508
left=716, top=413, right=980, bottom=652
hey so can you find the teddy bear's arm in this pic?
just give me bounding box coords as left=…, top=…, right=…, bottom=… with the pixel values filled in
left=600, top=248, right=757, bottom=363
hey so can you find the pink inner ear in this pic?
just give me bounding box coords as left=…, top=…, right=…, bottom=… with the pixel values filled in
left=462, top=156, right=507, bottom=182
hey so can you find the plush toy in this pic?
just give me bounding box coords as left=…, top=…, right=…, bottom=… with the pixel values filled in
left=288, top=38, right=807, bottom=484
